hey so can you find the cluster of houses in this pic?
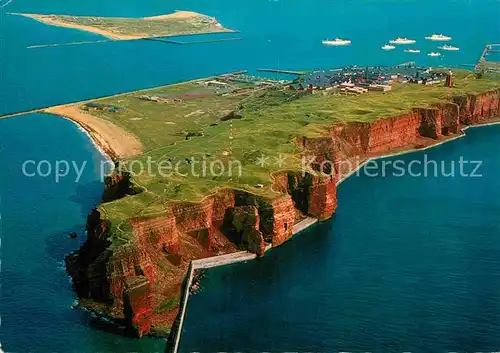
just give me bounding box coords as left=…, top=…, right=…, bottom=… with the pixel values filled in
left=290, top=64, right=447, bottom=94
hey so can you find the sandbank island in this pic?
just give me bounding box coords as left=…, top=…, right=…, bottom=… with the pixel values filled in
left=9, top=10, right=235, bottom=40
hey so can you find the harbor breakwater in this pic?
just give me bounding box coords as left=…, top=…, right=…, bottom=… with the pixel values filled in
left=64, top=87, right=500, bottom=344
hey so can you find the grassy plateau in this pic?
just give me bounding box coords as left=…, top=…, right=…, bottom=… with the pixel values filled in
left=59, top=70, right=499, bottom=245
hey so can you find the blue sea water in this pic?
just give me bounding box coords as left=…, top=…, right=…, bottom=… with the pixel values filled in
left=0, top=114, right=164, bottom=352
left=0, top=0, right=499, bottom=352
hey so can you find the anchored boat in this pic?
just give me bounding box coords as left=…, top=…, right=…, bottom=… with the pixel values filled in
left=405, top=49, right=421, bottom=53
left=438, top=44, right=459, bottom=51
left=425, top=33, right=452, bottom=41
left=389, top=37, right=416, bottom=45
left=382, top=44, right=396, bottom=50
left=428, top=52, right=442, bottom=57
left=322, top=38, right=351, bottom=46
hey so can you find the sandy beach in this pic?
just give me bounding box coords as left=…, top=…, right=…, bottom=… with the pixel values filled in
left=44, top=105, right=143, bottom=159
left=144, top=10, right=202, bottom=21
left=12, top=13, right=141, bottom=40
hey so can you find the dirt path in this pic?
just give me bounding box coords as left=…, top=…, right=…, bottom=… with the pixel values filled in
left=44, top=105, right=143, bottom=159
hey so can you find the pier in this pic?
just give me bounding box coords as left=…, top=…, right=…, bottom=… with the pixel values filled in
left=143, top=37, right=243, bottom=45
left=26, top=32, right=243, bottom=49
left=27, top=39, right=112, bottom=49
left=257, top=68, right=308, bottom=75
left=476, top=43, right=500, bottom=72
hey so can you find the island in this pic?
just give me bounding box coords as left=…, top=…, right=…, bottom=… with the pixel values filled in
left=9, top=11, right=234, bottom=40
left=34, top=67, right=499, bottom=342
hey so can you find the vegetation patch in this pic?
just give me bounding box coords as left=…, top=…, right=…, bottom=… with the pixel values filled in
left=154, top=296, right=181, bottom=314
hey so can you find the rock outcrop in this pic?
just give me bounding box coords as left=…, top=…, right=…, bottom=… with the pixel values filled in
left=123, top=276, right=153, bottom=337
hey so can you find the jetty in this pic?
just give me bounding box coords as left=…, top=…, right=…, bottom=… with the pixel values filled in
left=257, top=68, right=308, bottom=75
left=26, top=36, right=242, bottom=49
left=476, top=43, right=500, bottom=72
left=143, top=36, right=243, bottom=45
left=27, top=39, right=112, bottom=49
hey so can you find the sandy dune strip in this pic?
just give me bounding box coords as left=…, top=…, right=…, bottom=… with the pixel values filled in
left=44, top=105, right=143, bottom=159
left=144, top=10, right=202, bottom=20
left=12, top=13, right=141, bottom=40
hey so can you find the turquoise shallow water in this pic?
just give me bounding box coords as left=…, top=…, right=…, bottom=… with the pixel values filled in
left=181, top=125, right=500, bottom=352
left=0, top=0, right=499, bottom=351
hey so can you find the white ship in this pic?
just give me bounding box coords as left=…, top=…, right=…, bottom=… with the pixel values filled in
left=404, top=49, right=421, bottom=53
left=428, top=52, right=442, bottom=57
left=382, top=44, right=396, bottom=50
left=322, top=38, right=351, bottom=46
left=438, top=44, right=459, bottom=51
left=389, top=37, right=416, bottom=45
left=425, top=33, right=452, bottom=41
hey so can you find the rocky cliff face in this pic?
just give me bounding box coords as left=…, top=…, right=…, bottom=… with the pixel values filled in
left=286, top=172, right=337, bottom=220
left=102, top=170, right=141, bottom=202
left=297, top=97, right=490, bottom=182
left=453, top=89, right=500, bottom=124
left=66, top=187, right=307, bottom=335
left=66, top=90, right=500, bottom=338
left=66, top=210, right=112, bottom=303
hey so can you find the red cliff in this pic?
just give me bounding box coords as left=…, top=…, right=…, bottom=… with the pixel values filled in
left=453, top=88, right=500, bottom=124
left=66, top=89, right=500, bottom=338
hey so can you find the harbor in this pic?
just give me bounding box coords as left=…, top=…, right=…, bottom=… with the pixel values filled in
left=476, top=43, right=500, bottom=73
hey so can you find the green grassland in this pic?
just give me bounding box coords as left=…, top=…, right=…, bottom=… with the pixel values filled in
left=86, top=70, right=498, bottom=244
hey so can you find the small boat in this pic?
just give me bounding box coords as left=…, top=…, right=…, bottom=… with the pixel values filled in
left=389, top=37, right=416, bottom=45
left=425, top=33, right=452, bottom=41
left=428, top=52, right=442, bottom=57
left=322, top=38, right=351, bottom=46
left=404, top=49, right=421, bottom=53
left=382, top=44, right=396, bottom=50
left=438, top=44, right=459, bottom=51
